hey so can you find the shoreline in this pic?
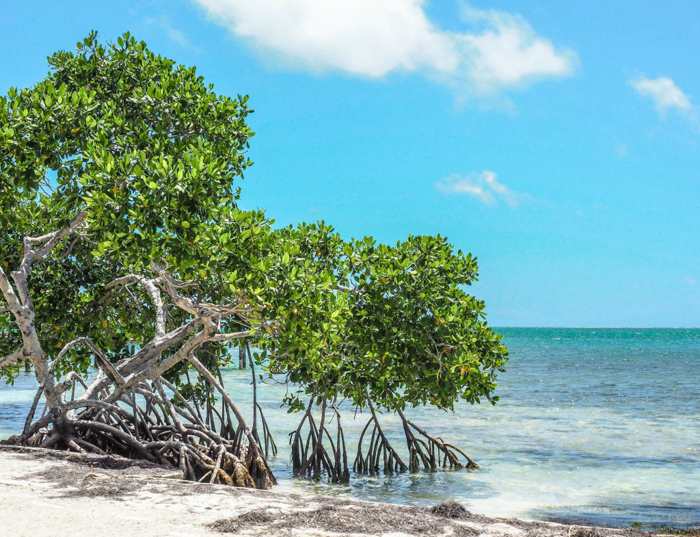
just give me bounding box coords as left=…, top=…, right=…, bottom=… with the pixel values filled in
left=0, top=446, right=675, bottom=537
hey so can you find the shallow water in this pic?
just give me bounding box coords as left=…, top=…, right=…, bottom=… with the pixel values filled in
left=1, top=328, right=698, bottom=528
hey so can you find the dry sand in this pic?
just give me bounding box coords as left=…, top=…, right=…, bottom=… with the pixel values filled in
left=0, top=446, right=653, bottom=537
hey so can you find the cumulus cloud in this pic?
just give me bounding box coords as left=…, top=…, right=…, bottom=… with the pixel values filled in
left=435, top=171, right=527, bottom=206
left=452, top=6, right=576, bottom=92
left=631, top=76, right=692, bottom=115
left=190, top=0, right=576, bottom=95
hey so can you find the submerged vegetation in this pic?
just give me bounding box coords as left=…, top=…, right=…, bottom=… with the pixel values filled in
left=0, top=32, right=507, bottom=488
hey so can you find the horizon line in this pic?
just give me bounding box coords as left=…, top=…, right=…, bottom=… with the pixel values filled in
left=492, top=326, right=700, bottom=330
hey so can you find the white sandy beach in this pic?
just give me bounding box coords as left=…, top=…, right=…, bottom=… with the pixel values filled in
left=0, top=446, right=655, bottom=537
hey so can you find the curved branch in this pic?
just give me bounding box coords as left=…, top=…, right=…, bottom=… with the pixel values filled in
left=14, top=211, right=88, bottom=307
left=150, top=262, right=260, bottom=319
left=0, top=349, right=24, bottom=370
left=0, top=266, right=21, bottom=313
left=54, top=337, right=125, bottom=387
left=23, top=211, right=88, bottom=263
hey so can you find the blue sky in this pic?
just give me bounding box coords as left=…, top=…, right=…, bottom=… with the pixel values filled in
left=2, top=1, right=700, bottom=327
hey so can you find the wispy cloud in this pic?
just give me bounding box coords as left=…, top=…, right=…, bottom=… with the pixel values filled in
left=435, top=171, right=528, bottom=207
left=145, top=16, right=192, bottom=48
left=189, top=0, right=577, bottom=97
left=631, top=75, right=693, bottom=117
left=683, top=276, right=698, bottom=287
left=615, top=143, right=629, bottom=158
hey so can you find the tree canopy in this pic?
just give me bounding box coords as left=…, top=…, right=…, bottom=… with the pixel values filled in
left=0, top=32, right=508, bottom=487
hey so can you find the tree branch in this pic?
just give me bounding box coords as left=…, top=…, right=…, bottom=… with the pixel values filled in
left=141, top=278, right=166, bottom=337
left=150, top=262, right=260, bottom=319
left=104, top=274, right=166, bottom=336
left=187, top=352, right=259, bottom=453
left=22, top=211, right=88, bottom=264
left=209, top=331, right=250, bottom=342
left=333, top=285, right=364, bottom=296
left=0, top=265, right=22, bottom=313
left=150, top=263, right=201, bottom=316
left=79, top=319, right=203, bottom=402
left=0, top=349, right=24, bottom=370
left=13, top=211, right=88, bottom=308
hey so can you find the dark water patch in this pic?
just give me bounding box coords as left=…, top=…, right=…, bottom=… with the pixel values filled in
left=507, top=447, right=699, bottom=468
left=533, top=501, right=700, bottom=530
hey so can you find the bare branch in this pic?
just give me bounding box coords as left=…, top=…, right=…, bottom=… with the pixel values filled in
left=52, top=337, right=122, bottom=381
left=150, top=262, right=260, bottom=319
left=333, top=284, right=364, bottom=296
left=187, top=352, right=258, bottom=453
left=52, top=337, right=96, bottom=368
left=0, top=349, right=24, bottom=370
left=56, top=371, right=90, bottom=395
left=23, top=211, right=88, bottom=263
left=12, top=211, right=88, bottom=308
left=89, top=327, right=210, bottom=404
left=0, top=265, right=21, bottom=312
left=115, top=319, right=202, bottom=376
left=141, top=278, right=166, bottom=337
left=104, top=274, right=144, bottom=289
left=64, top=399, right=134, bottom=420
left=209, top=330, right=250, bottom=342
left=150, top=262, right=201, bottom=316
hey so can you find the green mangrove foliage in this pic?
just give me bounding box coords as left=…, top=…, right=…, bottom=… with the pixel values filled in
left=0, top=33, right=508, bottom=487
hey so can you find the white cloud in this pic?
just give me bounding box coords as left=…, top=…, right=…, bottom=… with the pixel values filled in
left=631, top=76, right=692, bottom=115
left=435, top=171, right=528, bottom=206
left=683, top=276, right=698, bottom=286
left=190, top=0, right=576, bottom=95
left=452, top=6, right=576, bottom=92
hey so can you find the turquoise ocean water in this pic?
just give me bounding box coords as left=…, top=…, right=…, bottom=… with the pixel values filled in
left=1, top=328, right=698, bottom=528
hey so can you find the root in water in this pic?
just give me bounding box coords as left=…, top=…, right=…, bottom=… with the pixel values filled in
left=289, top=393, right=349, bottom=483
left=398, top=407, right=478, bottom=472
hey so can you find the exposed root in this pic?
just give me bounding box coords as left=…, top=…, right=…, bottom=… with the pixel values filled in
left=9, top=367, right=275, bottom=489
left=247, top=342, right=277, bottom=458
left=397, top=408, right=478, bottom=471
left=253, top=401, right=277, bottom=459
left=0, top=225, right=275, bottom=490
left=354, top=396, right=407, bottom=475
left=289, top=393, right=349, bottom=483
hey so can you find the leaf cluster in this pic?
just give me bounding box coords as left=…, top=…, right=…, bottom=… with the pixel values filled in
left=1, top=33, right=507, bottom=416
